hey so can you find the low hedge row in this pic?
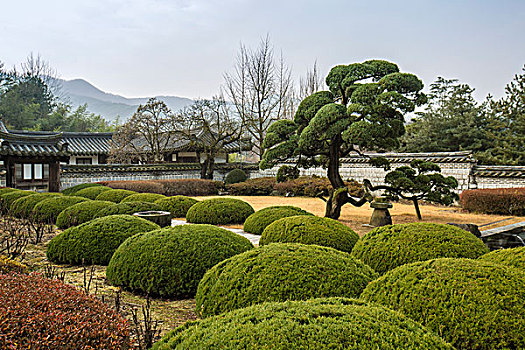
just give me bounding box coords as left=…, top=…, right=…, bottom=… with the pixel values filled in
left=154, top=196, right=198, bottom=218
left=99, top=179, right=222, bottom=196
left=243, top=206, right=313, bottom=235
left=0, top=190, right=36, bottom=213
left=56, top=200, right=115, bottom=229
left=11, top=192, right=62, bottom=219
left=95, top=201, right=162, bottom=218
left=61, top=183, right=103, bottom=196
left=460, top=188, right=525, bottom=216
left=186, top=198, right=255, bottom=225
left=74, top=185, right=112, bottom=200
left=120, top=192, right=167, bottom=203
left=95, top=189, right=137, bottom=203
left=227, top=177, right=276, bottom=196
left=32, top=196, right=90, bottom=224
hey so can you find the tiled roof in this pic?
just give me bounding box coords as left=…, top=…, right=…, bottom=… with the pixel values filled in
left=473, top=165, right=525, bottom=178
left=61, top=133, right=112, bottom=155
left=340, top=151, right=477, bottom=163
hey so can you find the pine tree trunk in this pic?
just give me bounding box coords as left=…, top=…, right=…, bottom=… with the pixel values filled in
left=412, top=197, right=422, bottom=220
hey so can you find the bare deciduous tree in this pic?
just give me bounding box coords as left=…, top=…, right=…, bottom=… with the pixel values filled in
left=299, top=60, right=324, bottom=99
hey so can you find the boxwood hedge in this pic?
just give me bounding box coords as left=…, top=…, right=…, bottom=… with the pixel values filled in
left=479, top=247, right=525, bottom=271
left=95, top=189, right=137, bottom=203
left=224, top=169, right=247, bottom=185
left=1, top=190, right=36, bottom=213
left=120, top=193, right=167, bottom=203
left=154, top=196, right=198, bottom=218
left=47, top=214, right=160, bottom=265
left=73, top=186, right=112, bottom=200
left=243, top=206, right=313, bottom=235
left=11, top=193, right=63, bottom=219
left=0, top=187, right=19, bottom=196
left=95, top=201, right=162, bottom=218
left=106, top=225, right=253, bottom=297
left=186, top=198, right=255, bottom=225
left=32, top=196, right=90, bottom=224
left=260, top=215, right=359, bottom=252
left=351, top=222, right=489, bottom=274
left=362, top=258, right=525, bottom=350
left=153, top=298, right=453, bottom=350
left=195, top=243, right=378, bottom=317
left=61, top=183, right=103, bottom=196
left=56, top=200, right=116, bottom=229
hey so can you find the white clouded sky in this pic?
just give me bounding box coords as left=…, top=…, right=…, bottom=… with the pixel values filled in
left=1, top=0, right=524, bottom=100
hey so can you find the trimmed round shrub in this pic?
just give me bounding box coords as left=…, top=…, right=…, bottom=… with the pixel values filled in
left=352, top=222, right=489, bottom=274
left=56, top=200, right=115, bottom=229
left=73, top=185, right=112, bottom=200
left=196, top=243, right=378, bottom=317
left=61, top=183, right=103, bottom=196
left=224, top=168, right=248, bottom=185
left=95, top=189, right=137, bottom=203
left=260, top=215, right=358, bottom=252
left=120, top=192, right=167, bottom=203
left=48, top=215, right=160, bottom=265
left=0, top=187, right=19, bottom=196
left=32, top=196, right=90, bottom=224
left=95, top=201, right=162, bottom=218
left=11, top=192, right=63, bottom=219
left=243, top=206, right=313, bottom=235
left=107, top=225, right=253, bottom=297
left=276, top=164, right=300, bottom=183
left=154, top=196, right=198, bottom=218
left=479, top=247, right=525, bottom=271
left=153, top=298, right=453, bottom=350
left=362, top=258, right=525, bottom=350
left=1, top=190, right=36, bottom=213
left=186, top=198, right=254, bottom=225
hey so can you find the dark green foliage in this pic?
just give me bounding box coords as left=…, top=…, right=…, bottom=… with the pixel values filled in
left=73, top=186, right=112, bottom=200
left=100, top=179, right=222, bottom=196
left=32, top=196, right=90, bottom=224
left=186, top=198, right=254, bottom=225
left=352, top=223, right=489, bottom=274
left=479, top=247, right=525, bottom=271
left=260, top=215, right=359, bottom=253
left=62, top=183, right=103, bottom=196
left=1, top=190, right=36, bottom=213
left=195, top=243, right=378, bottom=317
left=11, top=193, right=62, bottom=218
left=224, top=169, right=247, bottom=185
left=276, top=165, right=299, bottom=183
left=243, top=206, right=313, bottom=235
left=154, top=196, right=198, bottom=218
left=120, top=193, right=167, bottom=203
left=106, top=225, right=253, bottom=297
left=153, top=298, right=453, bottom=350
left=95, top=201, right=162, bottom=218
left=95, top=189, right=137, bottom=203
left=460, top=188, right=525, bottom=215
left=56, top=200, right=115, bottom=229
left=362, top=258, right=525, bottom=350
left=0, top=188, right=18, bottom=196
left=47, top=215, right=160, bottom=265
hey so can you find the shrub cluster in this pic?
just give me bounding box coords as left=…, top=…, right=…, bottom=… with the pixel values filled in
left=153, top=298, right=453, bottom=350
left=0, top=190, right=36, bottom=213
left=95, top=201, right=162, bottom=218
left=95, top=189, right=137, bottom=203
left=120, top=192, right=167, bottom=203
left=479, top=247, right=525, bottom=271
left=0, top=272, right=130, bottom=349
left=276, top=165, right=300, bottom=183
left=352, top=223, right=489, bottom=274
left=32, top=196, right=90, bottom=224
left=74, top=185, right=112, bottom=200
left=261, top=215, right=359, bottom=253
left=0, top=255, right=28, bottom=274
left=460, top=188, right=525, bottom=216
left=11, top=192, right=62, bottom=219
left=56, top=200, right=115, bottom=229
left=154, top=196, right=198, bottom=218
left=61, top=183, right=104, bottom=196
left=99, top=179, right=222, bottom=196
left=48, top=215, right=160, bottom=265
left=243, top=206, right=313, bottom=235
left=362, top=258, right=525, bottom=350
left=186, top=198, right=255, bottom=225
left=0, top=187, right=19, bottom=196
left=196, top=243, right=378, bottom=317
left=224, top=169, right=248, bottom=185
left=227, top=177, right=276, bottom=195
left=107, top=225, right=253, bottom=297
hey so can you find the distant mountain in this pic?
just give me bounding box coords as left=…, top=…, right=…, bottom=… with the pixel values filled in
left=55, top=78, right=194, bottom=122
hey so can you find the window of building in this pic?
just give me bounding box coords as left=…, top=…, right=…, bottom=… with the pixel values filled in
left=76, top=157, right=93, bottom=165
left=15, top=163, right=49, bottom=182
left=23, top=164, right=32, bottom=180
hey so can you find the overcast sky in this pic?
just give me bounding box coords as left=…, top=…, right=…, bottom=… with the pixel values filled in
left=1, top=0, right=524, bottom=101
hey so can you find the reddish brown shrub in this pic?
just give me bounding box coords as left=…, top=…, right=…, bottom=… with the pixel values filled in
left=274, top=177, right=364, bottom=197
left=460, top=188, right=525, bottom=216
left=0, top=273, right=130, bottom=349
left=99, top=179, right=222, bottom=196
left=228, top=177, right=276, bottom=195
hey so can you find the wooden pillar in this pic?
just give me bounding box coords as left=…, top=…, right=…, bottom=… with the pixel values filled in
left=5, top=158, right=14, bottom=188
left=49, top=161, right=60, bottom=192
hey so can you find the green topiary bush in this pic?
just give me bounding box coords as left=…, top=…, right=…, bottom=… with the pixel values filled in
left=120, top=193, right=167, bottom=203
left=1, top=190, right=36, bottom=213
left=361, top=258, right=525, bottom=350
left=152, top=298, right=453, bottom=350
left=154, top=196, right=198, bottom=218
left=32, top=196, right=90, bottom=224
left=276, top=165, right=300, bottom=183
left=95, top=201, right=162, bottom=218
left=351, top=222, right=489, bottom=274
left=47, top=215, right=160, bottom=265
left=195, top=243, right=378, bottom=317
left=56, top=200, right=116, bottom=229
left=243, top=206, right=313, bottom=235
left=260, top=215, right=359, bottom=252
left=186, top=198, right=254, bottom=225
left=0, top=187, right=19, bottom=196
left=73, top=186, right=112, bottom=200
left=224, top=168, right=248, bottom=185
left=479, top=247, right=525, bottom=271
left=95, top=189, right=137, bottom=203
left=61, top=183, right=103, bottom=196
left=107, top=225, right=253, bottom=297
left=11, top=193, right=63, bottom=219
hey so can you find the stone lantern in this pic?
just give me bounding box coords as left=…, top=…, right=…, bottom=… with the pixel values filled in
left=368, top=196, right=393, bottom=227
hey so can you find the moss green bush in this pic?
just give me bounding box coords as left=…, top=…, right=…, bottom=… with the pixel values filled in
left=243, top=206, right=313, bottom=235
left=61, top=183, right=103, bottom=196
left=1, top=190, right=36, bottom=213
left=186, top=198, right=254, bottom=225
left=107, top=225, right=253, bottom=297
left=196, top=243, right=378, bottom=317
left=362, top=258, right=525, bottom=350
left=351, top=222, right=489, bottom=274
left=95, top=201, right=162, bottom=218
left=120, top=193, right=167, bottom=203
left=56, top=200, right=115, bottom=229
left=32, top=196, right=90, bottom=224
left=479, top=247, right=525, bottom=271
left=0, top=187, right=19, bottom=196
left=73, top=186, right=112, bottom=200
left=154, top=196, right=198, bottom=218
left=224, top=169, right=248, bottom=185
left=47, top=215, right=160, bottom=265
left=153, top=298, right=453, bottom=350
left=260, top=215, right=358, bottom=252
left=95, top=189, right=137, bottom=203
left=276, top=165, right=300, bottom=183
left=11, top=193, right=63, bottom=219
